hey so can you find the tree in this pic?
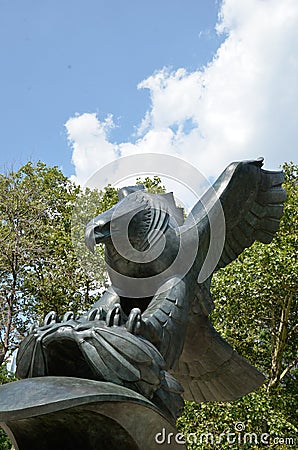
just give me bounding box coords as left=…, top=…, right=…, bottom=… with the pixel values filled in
left=0, top=162, right=86, bottom=367
left=178, top=162, right=297, bottom=448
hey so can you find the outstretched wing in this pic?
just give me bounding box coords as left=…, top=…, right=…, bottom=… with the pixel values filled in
left=216, top=158, right=286, bottom=268
left=184, top=158, right=286, bottom=272
left=172, top=158, right=286, bottom=402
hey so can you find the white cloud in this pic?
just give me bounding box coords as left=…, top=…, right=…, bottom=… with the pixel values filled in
left=65, top=113, right=118, bottom=184
left=67, top=0, right=298, bottom=186
left=137, top=68, right=203, bottom=130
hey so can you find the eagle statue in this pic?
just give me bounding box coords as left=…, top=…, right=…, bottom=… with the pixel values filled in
left=16, top=158, right=286, bottom=421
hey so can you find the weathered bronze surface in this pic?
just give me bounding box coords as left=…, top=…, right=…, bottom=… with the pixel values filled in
left=0, top=158, right=286, bottom=449
left=0, top=377, right=184, bottom=449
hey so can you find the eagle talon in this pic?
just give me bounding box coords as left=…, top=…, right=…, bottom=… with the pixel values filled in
left=126, top=308, right=143, bottom=335
left=87, top=307, right=103, bottom=321
left=62, top=311, right=75, bottom=322
left=43, top=311, right=58, bottom=326
left=105, top=303, right=124, bottom=327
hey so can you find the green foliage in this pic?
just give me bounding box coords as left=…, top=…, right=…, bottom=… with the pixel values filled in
left=0, top=367, right=14, bottom=449
left=178, top=162, right=298, bottom=448
left=0, top=162, right=99, bottom=364
left=178, top=388, right=297, bottom=449
left=0, top=430, right=12, bottom=450
left=136, top=175, right=166, bottom=194
left=0, top=366, right=15, bottom=385
left=0, top=162, right=84, bottom=364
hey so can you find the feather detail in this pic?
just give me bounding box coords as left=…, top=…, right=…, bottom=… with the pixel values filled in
left=171, top=315, right=265, bottom=402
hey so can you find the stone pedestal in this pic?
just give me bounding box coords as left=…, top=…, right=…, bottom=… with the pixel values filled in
left=0, top=377, right=186, bottom=450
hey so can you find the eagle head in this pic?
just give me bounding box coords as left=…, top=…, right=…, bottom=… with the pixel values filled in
left=85, top=185, right=184, bottom=272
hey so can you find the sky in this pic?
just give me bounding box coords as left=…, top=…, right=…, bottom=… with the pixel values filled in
left=0, top=0, right=297, bottom=187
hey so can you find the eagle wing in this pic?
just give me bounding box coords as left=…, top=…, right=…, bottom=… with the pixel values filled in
left=184, top=157, right=286, bottom=273
left=171, top=158, right=286, bottom=402
left=171, top=311, right=266, bottom=402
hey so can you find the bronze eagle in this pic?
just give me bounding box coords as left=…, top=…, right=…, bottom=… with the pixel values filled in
left=16, top=158, right=286, bottom=420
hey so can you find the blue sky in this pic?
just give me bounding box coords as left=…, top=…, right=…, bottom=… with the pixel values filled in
left=0, top=0, right=222, bottom=175
left=0, top=0, right=297, bottom=184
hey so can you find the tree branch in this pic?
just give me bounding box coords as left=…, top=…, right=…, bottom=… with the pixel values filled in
left=279, top=358, right=298, bottom=381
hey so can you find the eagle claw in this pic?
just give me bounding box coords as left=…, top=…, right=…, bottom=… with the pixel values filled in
left=63, top=311, right=75, bottom=322
left=86, top=307, right=104, bottom=321
left=43, top=311, right=58, bottom=326
left=105, top=303, right=124, bottom=326
left=126, top=308, right=143, bottom=334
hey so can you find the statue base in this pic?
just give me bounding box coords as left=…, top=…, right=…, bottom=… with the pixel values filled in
left=0, top=377, right=186, bottom=450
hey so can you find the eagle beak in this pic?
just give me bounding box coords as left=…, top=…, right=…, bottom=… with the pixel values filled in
left=85, top=208, right=115, bottom=253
